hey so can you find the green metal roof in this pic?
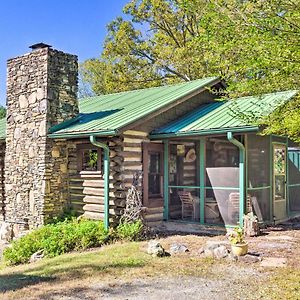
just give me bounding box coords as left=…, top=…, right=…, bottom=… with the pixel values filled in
left=49, top=77, right=220, bottom=138
left=0, top=118, right=5, bottom=140
left=150, top=90, right=299, bottom=138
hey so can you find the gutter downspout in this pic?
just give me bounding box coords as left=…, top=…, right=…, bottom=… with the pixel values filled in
left=227, top=132, right=245, bottom=227
left=90, top=135, right=110, bottom=230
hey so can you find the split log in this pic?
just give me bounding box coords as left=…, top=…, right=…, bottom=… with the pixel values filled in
left=111, top=156, right=124, bottom=164
left=123, top=130, right=148, bottom=137
left=83, top=195, right=104, bottom=204
left=83, top=211, right=104, bottom=220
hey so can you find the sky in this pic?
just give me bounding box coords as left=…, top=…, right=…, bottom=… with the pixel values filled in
left=0, top=0, right=129, bottom=106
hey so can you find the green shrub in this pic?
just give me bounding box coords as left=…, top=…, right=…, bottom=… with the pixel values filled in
left=3, top=219, right=109, bottom=265
left=3, top=219, right=145, bottom=266
left=115, top=220, right=144, bottom=241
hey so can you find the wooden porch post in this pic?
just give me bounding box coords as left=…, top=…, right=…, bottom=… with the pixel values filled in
left=199, top=137, right=205, bottom=224
left=163, top=140, right=169, bottom=220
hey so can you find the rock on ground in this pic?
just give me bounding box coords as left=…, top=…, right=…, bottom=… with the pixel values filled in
left=147, top=240, right=167, bottom=257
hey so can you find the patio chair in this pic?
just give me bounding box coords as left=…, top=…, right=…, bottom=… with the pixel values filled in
left=177, top=191, right=197, bottom=220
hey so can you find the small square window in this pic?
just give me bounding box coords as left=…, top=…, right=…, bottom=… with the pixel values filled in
left=77, top=146, right=102, bottom=173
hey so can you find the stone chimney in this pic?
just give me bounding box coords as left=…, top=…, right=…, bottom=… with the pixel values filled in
left=4, top=43, right=78, bottom=231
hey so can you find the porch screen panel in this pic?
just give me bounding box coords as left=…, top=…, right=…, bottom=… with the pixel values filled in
left=206, top=137, right=239, bottom=226
left=246, top=134, right=271, bottom=222
left=169, top=142, right=199, bottom=221
left=288, top=142, right=300, bottom=212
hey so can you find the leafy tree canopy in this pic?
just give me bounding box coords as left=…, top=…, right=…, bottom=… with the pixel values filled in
left=81, top=0, right=300, bottom=140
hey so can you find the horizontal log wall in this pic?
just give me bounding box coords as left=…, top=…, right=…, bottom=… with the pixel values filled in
left=67, top=138, right=127, bottom=224
left=121, top=130, right=164, bottom=225
left=66, top=132, right=165, bottom=225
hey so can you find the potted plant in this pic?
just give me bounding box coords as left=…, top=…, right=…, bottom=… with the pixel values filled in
left=228, top=227, right=248, bottom=256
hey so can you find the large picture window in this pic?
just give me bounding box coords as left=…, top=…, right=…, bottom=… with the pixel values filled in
left=77, top=145, right=102, bottom=173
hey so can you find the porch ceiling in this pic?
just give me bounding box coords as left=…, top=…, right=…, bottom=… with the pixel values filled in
left=150, top=90, right=298, bottom=139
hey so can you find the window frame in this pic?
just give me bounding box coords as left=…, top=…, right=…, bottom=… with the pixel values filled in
left=76, top=144, right=102, bottom=174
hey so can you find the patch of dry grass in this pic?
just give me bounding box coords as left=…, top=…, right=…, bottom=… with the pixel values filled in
left=0, top=230, right=299, bottom=300
left=0, top=241, right=217, bottom=299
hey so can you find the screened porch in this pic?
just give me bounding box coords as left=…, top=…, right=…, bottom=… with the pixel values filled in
left=145, top=133, right=300, bottom=228
left=163, top=135, right=243, bottom=227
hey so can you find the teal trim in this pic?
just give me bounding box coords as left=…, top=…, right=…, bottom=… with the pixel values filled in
left=163, top=140, right=169, bottom=220
left=245, top=134, right=249, bottom=208
left=90, top=135, right=110, bottom=230
left=288, top=183, right=300, bottom=187
left=169, top=185, right=239, bottom=190
left=199, top=137, right=205, bottom=225
left=286, top=136, right=290, bottom=216
left=149, top=126, right=258, bottom=140
left=227, top=132, right=245, bottom=227
left=205, top=186, right=239, bottom=190
left=49, top=130, right=117, bottom=139
left=272, top=142, right=287, bottom=145
left=247, top=186, right=271, bottom=190
left=271, top=134, right=289, bottom=139
left=169, top=185, right=200, bottom=189
left=270, top=135, right=274, bottom=222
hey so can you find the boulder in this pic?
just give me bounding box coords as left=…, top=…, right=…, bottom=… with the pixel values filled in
left=29, top=250, right=44, bottom=263
left=213, top=245, right=228, bottom=259
left=170, top=243, right=189, bottom=255
left=201, top=240, right=230, bottom=258
left=147, top=240, right=167, bottom=257
left=238, top=254, right=261, bottom=263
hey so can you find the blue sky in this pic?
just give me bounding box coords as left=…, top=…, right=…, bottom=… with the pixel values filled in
left=0, top=0, right=128, bottom=106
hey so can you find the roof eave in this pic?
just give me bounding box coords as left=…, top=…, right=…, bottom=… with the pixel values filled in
left=48, top=129, right=118, bottom=139
left=149, top=126, right=259, bottom=140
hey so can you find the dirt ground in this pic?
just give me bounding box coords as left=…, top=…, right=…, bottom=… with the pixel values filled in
left=0, top=219, right=299, bottom=300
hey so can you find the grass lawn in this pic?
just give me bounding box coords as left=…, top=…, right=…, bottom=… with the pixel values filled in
left=0, top=236, right=299, bottom=300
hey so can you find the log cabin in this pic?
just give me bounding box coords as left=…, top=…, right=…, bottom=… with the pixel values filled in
left=0, top=43, right=299, bottom=236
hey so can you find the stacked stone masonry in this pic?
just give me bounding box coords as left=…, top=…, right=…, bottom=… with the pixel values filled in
left=0, top=142, right=5, bottom=221
left=4, top=47, right=78, bottom=231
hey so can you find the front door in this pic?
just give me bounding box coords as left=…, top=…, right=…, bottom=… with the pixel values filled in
left=273, top=144, right=287, bottom=222
left=143, top=143, right=164, bottom=208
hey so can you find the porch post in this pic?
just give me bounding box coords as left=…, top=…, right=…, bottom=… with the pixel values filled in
left=199, top=137, right=205, bottom=224
left=163, top=140, right=169, bottom=220
left=286, top=136, right=290, bottom=217
left=227, top=132, right=245, bottom=227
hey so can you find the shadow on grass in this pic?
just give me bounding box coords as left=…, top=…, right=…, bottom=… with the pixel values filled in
left=29, top=259, right=146, bottom=279
left=0, top=273, right=55, bottom=292
left=0, top=259, right=146, bottom=293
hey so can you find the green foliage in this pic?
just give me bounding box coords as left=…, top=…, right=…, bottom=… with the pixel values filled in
left=3, top=219, right=145, bottom=265
left=0, top=105, right=6, bottom=119
left=3, top=219, right=109, bottom=265
left=115, top=220, right=144, bottom=241
left=49, top=208, right=79, bottom=224
left=88, top=150, right=98, bottom=170
left=228, top=227, right=245, bottom=245
left=81, top=0, right=300, bottom=139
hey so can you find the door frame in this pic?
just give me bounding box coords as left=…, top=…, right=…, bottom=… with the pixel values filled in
left=142, top=142, right=164, bottom=208
left=272, top=142, right=288, bottom=222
